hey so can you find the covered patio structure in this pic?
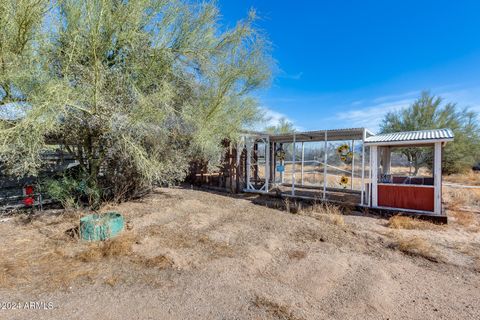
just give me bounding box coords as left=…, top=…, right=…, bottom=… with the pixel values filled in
left=364, top=128, right=454, bottom=216
left=240, top=128, right=374, bottom=205
left=238, top=128, right=453, bottom=218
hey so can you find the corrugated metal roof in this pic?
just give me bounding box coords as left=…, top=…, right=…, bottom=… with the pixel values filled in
left=269, top=128, right=373, bottom=143
left=365, top=128, right=454, bottom=145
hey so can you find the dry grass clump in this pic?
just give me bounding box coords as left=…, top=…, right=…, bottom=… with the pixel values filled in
left=198, top=235, right=236, bottom=259
left=450, top=210, right=476, bottom=227
left=0, top=245, right=97, bottom=290
left=444, top=170, right=480, bottom=185
left=253, top=295, right=304, bottom=320
left=104, top=274, right=120, bottom=287
left=389, top=235, right=442, bottom=262
left=474, top=257, right=480, bottom=273
left=293, top=227, right=326, bottom=243
left=75, top=233, right=136, bottom=262
left=444, top=187, right=480, bottom=210
left=132, top=255, right=174, bottom=269
left=443, top=187, right=479, bottom=230
left=387, top=215, right=439, bottom=230
left=303, top=203, right=345, bottom=226
left=325, top=213, right=345, bottom=226
left=287, top=250, right=307, bottom=260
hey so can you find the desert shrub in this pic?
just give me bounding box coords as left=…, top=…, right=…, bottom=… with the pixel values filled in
left=300, top=202, right=345, bottom=226
left=43, top=175, right=101, bottom=209
left=381, top=91, right=480, bottom=174
left=0, top=0, right=272, bottom=207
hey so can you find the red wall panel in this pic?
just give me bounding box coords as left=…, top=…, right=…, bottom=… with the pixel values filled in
left=378, top=185, right=434, bottom=212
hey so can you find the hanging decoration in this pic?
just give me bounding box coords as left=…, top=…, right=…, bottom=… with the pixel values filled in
left=275, top=147, right=286, bottom=161
left=336, top=144, right=353, bottom=163
left=339, top=176, right=349, bottom=188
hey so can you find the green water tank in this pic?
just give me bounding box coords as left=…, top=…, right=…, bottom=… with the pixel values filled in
left=80, top=212, right=124, bottom=241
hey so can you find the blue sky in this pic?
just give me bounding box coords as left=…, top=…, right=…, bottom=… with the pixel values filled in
left=219, top=1, right=480, bottom=132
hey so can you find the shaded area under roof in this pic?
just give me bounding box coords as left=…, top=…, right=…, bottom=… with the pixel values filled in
left=364, top=128, right=454, bottom=146
left=268, top=128, right=374, bottom=143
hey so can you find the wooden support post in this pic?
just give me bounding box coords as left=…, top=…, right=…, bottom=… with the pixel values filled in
left=301, top=142, right=305, bottom=186
left=371, top=145, right=378, bottom=207
left=434, top=142, right=442, bottom=215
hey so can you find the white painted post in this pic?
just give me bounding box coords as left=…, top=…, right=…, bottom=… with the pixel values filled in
left=265, top=137, right=270, bottom=192
left=361, top=129, right=366, bottom=205
left=368, top=148, right=372, bottom=207
left=434, top=142, right=442, bottom=215
left=246, top=138, right=251, bottom=191
left=301, top=142, right=305, bottom=186
left=280, top=143, right=284, bottom=184
left=371, top=145, right=378, bottom=207
left=292, top=133, right=296, bottom=196
left=384, top=147, right=391, bottom=174
left=272, top=142, right=276, bottom=185
left=323, top=130, right=328, bottom=200
left=350, top=139, right=355, bottom=190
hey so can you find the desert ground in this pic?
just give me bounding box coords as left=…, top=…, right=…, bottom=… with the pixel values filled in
left=0, top=180, right=479, bottom=319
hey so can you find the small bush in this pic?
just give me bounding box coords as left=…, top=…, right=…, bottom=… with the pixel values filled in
left=387, top=215, right=438, bottom=230
left=43, top=175, right=101, bottom=209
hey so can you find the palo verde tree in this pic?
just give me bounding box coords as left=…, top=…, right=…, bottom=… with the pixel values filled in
left=0, top=0, right=272, bottom=206
left=380, top=91, right=480, bottom=174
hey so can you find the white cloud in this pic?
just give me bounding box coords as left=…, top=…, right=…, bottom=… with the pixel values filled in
left=282, top=72, right=303, bottom=80
left=335, top=85, right=480, bottom=132
left=258, top=107, right=305, bottom=131
left=371, top=90, right=420, bottom=104
left=277, top=68, right=304, bottom=81
left=262, top=107, right=287, bottom=127
left=334, top=98, right=413, bottom=132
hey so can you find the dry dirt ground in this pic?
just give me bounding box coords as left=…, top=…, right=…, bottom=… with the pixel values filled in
left=0, top=186, right=479, bottom=320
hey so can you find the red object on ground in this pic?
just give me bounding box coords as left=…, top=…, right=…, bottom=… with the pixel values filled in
left=24, top=185, right=34, bottom=195
left=378, top=185, right=434, bottom=212
left=23, top=197, right=35, bottom=206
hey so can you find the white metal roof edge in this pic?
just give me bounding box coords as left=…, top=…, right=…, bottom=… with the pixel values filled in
left=364, top=128, right=454, bottom=145
left=364, top=137, right=454, bottom=146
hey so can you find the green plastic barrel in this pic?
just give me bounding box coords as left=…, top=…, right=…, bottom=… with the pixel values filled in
left=80, top=212, right=124, bottom=241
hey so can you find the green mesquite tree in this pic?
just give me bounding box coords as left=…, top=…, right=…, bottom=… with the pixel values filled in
left=380, top=91, right=480, bottom=174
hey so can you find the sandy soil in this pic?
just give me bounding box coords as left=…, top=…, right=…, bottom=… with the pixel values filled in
left=0, top=187, right=479, bottom=320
